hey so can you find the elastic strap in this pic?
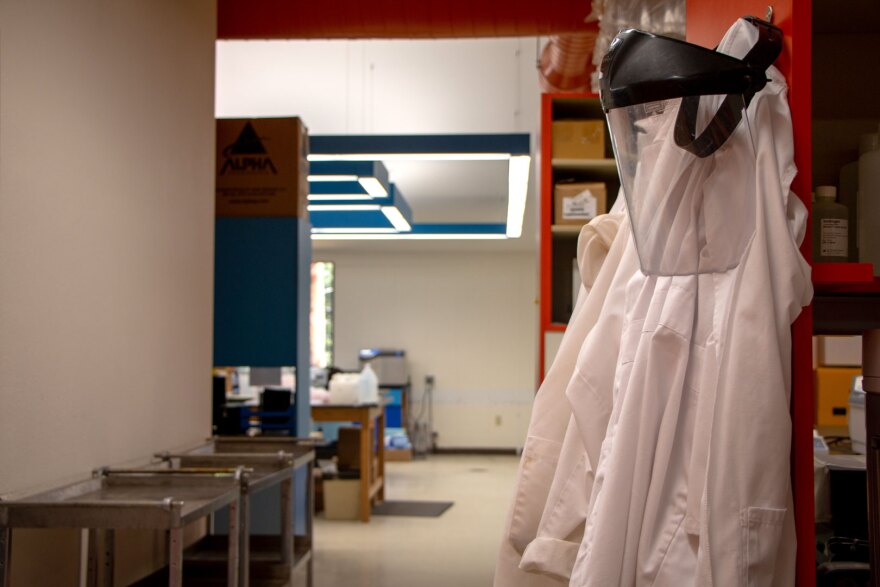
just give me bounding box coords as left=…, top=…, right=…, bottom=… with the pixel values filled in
left=673, top=17, right=781, bottom=158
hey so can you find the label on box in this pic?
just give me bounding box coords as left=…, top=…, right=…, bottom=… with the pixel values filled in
left=216, top=118, right=308, bottom=217
left=820, top=218, right=848, bottom=257
left=563, top=190, right=597, bottom=220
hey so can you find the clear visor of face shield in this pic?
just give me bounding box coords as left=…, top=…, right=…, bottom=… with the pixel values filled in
left=606, top=93, right=757, bottom=276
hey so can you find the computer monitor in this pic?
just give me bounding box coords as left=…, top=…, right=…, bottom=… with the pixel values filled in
left=249, top=367, right=282, bottom=387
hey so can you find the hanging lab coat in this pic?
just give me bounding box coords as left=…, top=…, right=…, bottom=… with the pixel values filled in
left=494, top=211, right=624, bottom=587
left=568, top=18, right=811, bottom=587
left=519, top=219, right=641, bottom=582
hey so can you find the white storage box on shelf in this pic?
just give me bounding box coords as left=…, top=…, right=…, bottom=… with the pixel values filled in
left=850, top=376, right=867, bottom=454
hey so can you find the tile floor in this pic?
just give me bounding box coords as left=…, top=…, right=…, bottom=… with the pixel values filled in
left=312, top=454, right=519, bottom=587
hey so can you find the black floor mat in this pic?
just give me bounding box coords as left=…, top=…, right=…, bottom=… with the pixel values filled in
left=371, top=500, right=454, bottom=517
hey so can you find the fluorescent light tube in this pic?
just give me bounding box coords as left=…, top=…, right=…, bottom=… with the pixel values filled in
left=311, top=233, right=507, bottom=240
left=381, top=206, right=412, bottom=232
left=309, top=153, right=511, bottom=162
left=307, top=204, right=381, bottom=212
left=307, top=194, right=374, bottom=201
left=358, top=177, right=389, bottom=198
left=506, top=156, right=530, bottom=238
left=307, top=174, right=359, bottom=182
left=311, top=227, right=398, bottom=234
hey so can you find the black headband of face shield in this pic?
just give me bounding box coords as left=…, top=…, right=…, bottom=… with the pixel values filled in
left=600, top=16, right=782, bottom=157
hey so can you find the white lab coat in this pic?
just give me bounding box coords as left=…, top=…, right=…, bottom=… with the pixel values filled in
left=568, top=19, right=811, bottom=587
left=494, top=212, right=624, bottom=587
left=519, top=219, right=640, bottom=582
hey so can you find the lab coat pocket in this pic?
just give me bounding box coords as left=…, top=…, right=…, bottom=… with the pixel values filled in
left=740, top=507, right=787, bottom=587
left=508, top=435, right=562, bottom=554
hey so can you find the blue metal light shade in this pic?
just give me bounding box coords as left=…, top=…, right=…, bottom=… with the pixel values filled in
left=309, top=134, right=530, bottom=160
left=308, top=161, right=390, bottom=199
left=309, top=184, right=413, bottom=233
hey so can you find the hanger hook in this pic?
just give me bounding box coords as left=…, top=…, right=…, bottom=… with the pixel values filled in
left=765, top=5, right=774, bottom=23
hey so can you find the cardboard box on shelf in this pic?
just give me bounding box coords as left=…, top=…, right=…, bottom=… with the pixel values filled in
left=216, top=117, right=309, bottom=218
left=552, top=120, right=605, bottom=159
left=323, top=478, right=360, bottom=520
left=554, top=182, right=607, bottom=226
left=816, top=335, right=862, bottom=367
left=815, top=367, right=862, bottom=427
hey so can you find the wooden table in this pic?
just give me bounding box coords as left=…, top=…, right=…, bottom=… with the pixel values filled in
left=311, top=403, right=385, bottom=522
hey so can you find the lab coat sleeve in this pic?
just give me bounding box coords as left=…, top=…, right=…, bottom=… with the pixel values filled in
left=515, top=220, right=633, bottom=582
left=494, top=213, right=622, bottom=587
left=518, top=416, right=591, bottom=581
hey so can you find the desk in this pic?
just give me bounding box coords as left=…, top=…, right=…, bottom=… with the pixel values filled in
left=311, top=403, right=385, bottom=522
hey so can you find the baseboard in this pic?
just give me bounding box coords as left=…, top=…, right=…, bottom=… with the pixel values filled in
left=432, top=446, right=519, bottom=456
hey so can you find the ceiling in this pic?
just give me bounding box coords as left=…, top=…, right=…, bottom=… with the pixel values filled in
left=216, top=37, right=544, bottom=252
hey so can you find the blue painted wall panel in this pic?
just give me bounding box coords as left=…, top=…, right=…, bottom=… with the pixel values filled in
left=214, top=217, right=301, bottom=367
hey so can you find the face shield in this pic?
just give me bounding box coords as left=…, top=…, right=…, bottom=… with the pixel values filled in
left=599, top=18, right=781, bottom=276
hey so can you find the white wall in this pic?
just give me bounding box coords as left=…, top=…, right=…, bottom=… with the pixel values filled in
left=0, top=1, right=216, bottom=581
left=318, top=251, right=537, bottom=448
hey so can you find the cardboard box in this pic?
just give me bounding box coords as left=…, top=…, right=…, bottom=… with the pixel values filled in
left=815, top=367, right=862, bottom=427
left=552, top=120, right=605, bottom=159
left=816, top=336, right=862, bottom=367
left=385, top=448, right=413, bottom=462
left=554, top=182, right=607, bottom=225
left=216, top=117, right=309, bottom=218
left=323, top=479, right=360, bottom=520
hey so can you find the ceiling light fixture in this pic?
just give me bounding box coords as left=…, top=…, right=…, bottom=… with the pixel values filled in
left=311, top=233, right=508, bottom=240
left=307, top=204, right=381, bottom=212
left=309, top=134, right=531, bottom=239
left=309, top=184, right=413, bottom=234
left=381, top=206, right=412, bottom=232
left=308, top=161, right=390, bottom=200
left=506, top=156, right=531, bottom=238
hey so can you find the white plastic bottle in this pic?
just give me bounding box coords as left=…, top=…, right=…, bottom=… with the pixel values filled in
left=813, top=186, right=849, bottom=263
left=859, top=127, right=880, bottom=273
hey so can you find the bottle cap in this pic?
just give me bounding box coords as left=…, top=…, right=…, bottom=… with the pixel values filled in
left=816, top=185, right=837, bottom=200
left=859, top=133, right=880, bottom=155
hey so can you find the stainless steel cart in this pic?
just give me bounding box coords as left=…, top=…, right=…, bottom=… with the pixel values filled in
left=0, top=467, right=249, bottom=587
left=157, top=436, right=316, bottom=586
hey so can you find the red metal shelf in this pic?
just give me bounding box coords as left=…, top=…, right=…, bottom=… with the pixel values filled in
left=813, top=262, right=874, bottom=286
left=547, top=323, right=567, bottom=332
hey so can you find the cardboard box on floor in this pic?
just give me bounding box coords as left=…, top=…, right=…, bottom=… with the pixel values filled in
left=385, top=448, right=413, bottom=462
left=554, top=182, right=607, bottom=226
left=323, top=479, right=361, bottom=520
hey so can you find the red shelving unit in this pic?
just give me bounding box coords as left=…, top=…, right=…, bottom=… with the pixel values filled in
left=538, top=92, right=617, bottom=381
left=813, top=262, right=874, bottom=286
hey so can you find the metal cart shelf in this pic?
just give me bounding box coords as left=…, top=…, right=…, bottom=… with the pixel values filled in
left=0, top=467, right=250, bottom=587
left=152, top=437, right=316, bottom=587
